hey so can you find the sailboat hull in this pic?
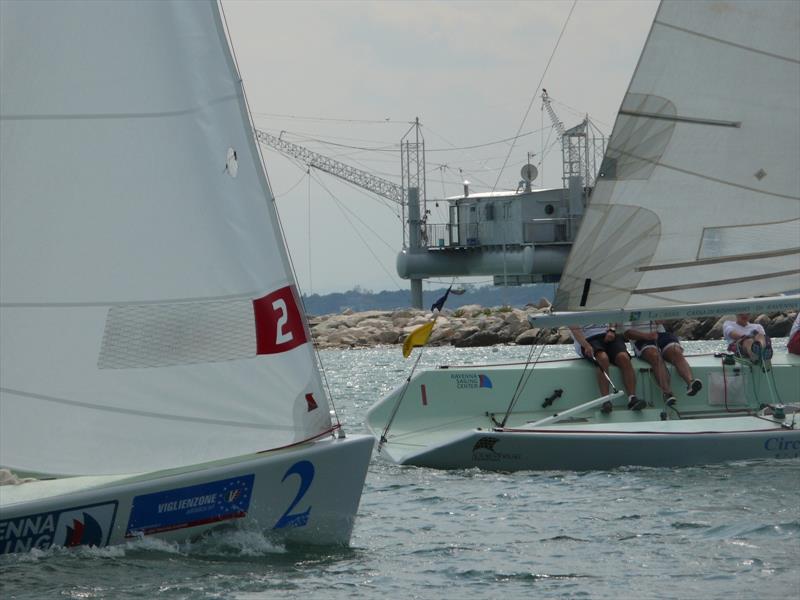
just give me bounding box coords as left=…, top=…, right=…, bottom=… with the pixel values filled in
left=0, top=434, right=374, bottom=555
left=402, top=421, right=800, bottom=471
left=367, top=353, right=800, bottom=471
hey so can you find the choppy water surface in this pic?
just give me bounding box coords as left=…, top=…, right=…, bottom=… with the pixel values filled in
left=3, top=342, right=799, bottom=599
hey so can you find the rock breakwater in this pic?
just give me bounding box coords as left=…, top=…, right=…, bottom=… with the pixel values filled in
left=309, top=303, right=798, bottom=350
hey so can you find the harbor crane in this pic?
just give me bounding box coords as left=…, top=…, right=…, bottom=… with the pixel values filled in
left=254, top=129, right=404, bottom=207
left=541, top=89, right=604, bottom=192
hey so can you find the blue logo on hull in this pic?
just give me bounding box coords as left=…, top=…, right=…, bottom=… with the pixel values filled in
left=126, top=474, right=254, bottom=538
left=0, top=502, right=117, bottom=555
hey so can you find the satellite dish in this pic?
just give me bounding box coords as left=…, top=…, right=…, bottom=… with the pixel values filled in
left=520, top=163, right=538, bottom=182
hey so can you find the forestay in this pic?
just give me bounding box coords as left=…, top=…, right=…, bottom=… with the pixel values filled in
left=0, top=1, right=332, bottom=476
left=554, top=0, right=800, bottom=311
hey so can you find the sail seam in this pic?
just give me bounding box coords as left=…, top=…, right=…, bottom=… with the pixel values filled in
left=632, top=268, right=800, bottom=294
left=609, top=147, right=800, bottom=201
left=0, top=290, right=270, bottom=308
left=638, top=247, right=800, bottom=271
left=655, top=19, right=800, bottom=64
left=618, top=109, right=740, bottom=128
left=0, top=93, right=240, bottom=121
left=0, top=387, right=283, bottom=430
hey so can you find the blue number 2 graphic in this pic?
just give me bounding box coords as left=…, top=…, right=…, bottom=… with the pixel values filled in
left=273, top=460, right=314, bottom=529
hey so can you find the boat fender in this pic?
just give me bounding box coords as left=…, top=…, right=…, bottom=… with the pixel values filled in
left=542, top=389, right=563, bottom=408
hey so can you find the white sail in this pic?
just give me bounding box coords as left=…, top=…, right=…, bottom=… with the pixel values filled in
left=554, top=0, right=800, bottom=311
left=0, top=0, right=333, bottom=475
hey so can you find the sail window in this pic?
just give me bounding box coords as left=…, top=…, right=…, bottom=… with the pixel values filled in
left=98, top=299, right=257, bottom=369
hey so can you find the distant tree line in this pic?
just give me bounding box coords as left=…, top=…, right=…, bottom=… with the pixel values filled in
left=301, top=283, right=556, bottom=316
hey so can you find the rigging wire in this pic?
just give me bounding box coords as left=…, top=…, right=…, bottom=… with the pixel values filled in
left=267, top=150, right=407, bottom=296
left=280, top=151, right=402, bottom=238
left=258, top=119, right=558, bottom=153
left=498, top=329, right=550, bottom=427
left=424, top=123, right=535, bottom=192
left=423, top=125, right=552, bottom=152
left=551, top=97, right=612, bottom=131
left=266, top=147, right=402, bottom=216
left=491, top=0, right=577, bottom=193
left=378, top=348, right=426, bottom=452
left=307, top=169, right=405, bottom=291
left=274, top=169, right=310, bottom=198
left=252, top=111, right=400, bottom=125
left=307, top=169, right=313, bottom=295
left=379, top=275, right=462, bottom=449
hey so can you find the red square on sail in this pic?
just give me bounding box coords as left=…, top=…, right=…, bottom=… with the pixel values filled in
left=253, top=286, right=307, bottom=354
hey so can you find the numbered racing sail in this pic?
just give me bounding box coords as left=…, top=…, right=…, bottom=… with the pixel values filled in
left=554, top=0, right=800, bottom=311
left=0, top=0, right=333, bottom=475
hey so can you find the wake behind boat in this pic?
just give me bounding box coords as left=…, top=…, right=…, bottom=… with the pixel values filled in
left=367, top=0, right=800, bottom=471
left=0, top=0, right=372, bottom=554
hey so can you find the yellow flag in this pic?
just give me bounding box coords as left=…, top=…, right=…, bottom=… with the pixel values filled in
left=402, top=320, right=435, bottom=358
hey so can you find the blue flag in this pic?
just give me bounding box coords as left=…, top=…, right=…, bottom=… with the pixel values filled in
left=431, top=286, right=451, bottom=312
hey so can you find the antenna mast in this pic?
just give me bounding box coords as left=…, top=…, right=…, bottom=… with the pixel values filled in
left=401, top=117, right=426, bottom=308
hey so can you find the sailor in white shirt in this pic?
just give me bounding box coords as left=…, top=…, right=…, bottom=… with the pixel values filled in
left=722, top=313, right=772, bottom=362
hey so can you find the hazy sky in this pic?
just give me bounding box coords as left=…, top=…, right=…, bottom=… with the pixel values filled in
left=221, top=0, right=659, bottom=295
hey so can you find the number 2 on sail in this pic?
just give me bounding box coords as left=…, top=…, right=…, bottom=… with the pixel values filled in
left=253, top=286, right=307, bottom=354
left=272, top=299, right=293, bottom=344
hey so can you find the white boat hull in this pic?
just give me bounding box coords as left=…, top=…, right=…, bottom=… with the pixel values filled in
left=0, top=434, right=374, bottom=555
left=366, top=353, right=800, bottom=471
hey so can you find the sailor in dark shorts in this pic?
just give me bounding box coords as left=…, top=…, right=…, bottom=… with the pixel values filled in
left=624, top=321, right=702, bottom=405
left=569, top=324, right=644, bottom=411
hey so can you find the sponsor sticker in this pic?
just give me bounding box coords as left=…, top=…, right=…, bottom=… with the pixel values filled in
left=0, top=502, right=117, bottom=555
left=764, top=436, right=800, bottom=458
left=472, top=436, right=521, bottom=463
left=125, top=474, right=254, bottom=538
left=450, top=373, right=493, bottom=390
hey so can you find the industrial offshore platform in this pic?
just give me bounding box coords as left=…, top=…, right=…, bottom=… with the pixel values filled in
left=256, top=91, right=606, bottom=308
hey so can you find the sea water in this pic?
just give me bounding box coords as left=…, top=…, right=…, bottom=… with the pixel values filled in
left=2, top=342, right=798, bottom=599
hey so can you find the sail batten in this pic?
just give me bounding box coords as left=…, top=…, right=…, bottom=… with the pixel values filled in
left=654, top=18, right=800, bottom=64
left=617, top=109, right=741, bottom=128
left=0, top=94, right=242, bottom=121
left=633, top=268, right=800, bottom=295
left=639, top=247, right=800, bottom=271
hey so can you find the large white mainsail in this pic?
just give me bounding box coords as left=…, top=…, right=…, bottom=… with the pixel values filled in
left=554, top=0, right=800, bottom=312
left=0, top=1, right=333, bottom=475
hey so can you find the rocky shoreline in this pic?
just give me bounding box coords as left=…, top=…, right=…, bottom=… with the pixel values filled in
left=309, top=302, right=798, bottom=350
